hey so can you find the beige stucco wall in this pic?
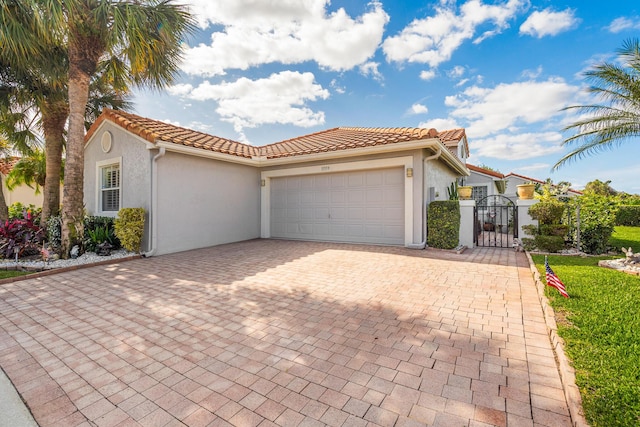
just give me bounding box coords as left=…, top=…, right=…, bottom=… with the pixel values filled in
left=154, top=152, right=260, bottom=255
left=1, top=179, right=44, bottom=207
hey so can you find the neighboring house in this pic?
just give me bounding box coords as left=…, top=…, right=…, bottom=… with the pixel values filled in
left=84, top=109, right=470, bottom=255
left=0, top=157, right=44, bottom=208
left=504, top=172, right=582, bottom=198
left=465, top=164, right=582, bottom=202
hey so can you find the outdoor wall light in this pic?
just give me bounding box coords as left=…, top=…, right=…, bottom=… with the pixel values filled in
left=260, top=179, right=266, bottom=186
left=406, top=168, right=413, bottom=178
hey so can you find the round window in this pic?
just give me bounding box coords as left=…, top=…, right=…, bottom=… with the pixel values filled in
left=101, top=131, right=112, bottom=153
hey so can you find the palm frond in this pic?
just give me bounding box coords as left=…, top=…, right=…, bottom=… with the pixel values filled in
left=555, top=38, right=640, bottom=170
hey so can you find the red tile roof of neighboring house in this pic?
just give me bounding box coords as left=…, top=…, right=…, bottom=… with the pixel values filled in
left=0, top=157, right=19, bottom=175
left=87, top=109, right=467, bottom=160
left=504, top=172, right=545, bottom=184
left=466, top=164, right=505, bottom=179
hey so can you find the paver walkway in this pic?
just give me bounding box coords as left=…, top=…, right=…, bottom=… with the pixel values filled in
left=0, top=240, right=573, bottom=427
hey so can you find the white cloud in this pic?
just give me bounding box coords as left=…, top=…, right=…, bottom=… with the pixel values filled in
left=409, top=103, right=429, bottom=115
left=444, top=78, right=580, bottom=137
left=517, top=162, right=550, bottom=172
left=521, top=65, right=543, bottom=79
left=382, top=0, right=526, bottom=68
left=359, top=62, right=384, bottom=82
left=420, top=70, right=437, bottom=80
left=182, top=0, right=389, bottom=76
left=169, top=71, right=329, bottom=136
left=606, top=17, right=640, bottom=33
left=418, top=118, right=460, bottom=131
left=447, top=65, right=466, bottom=79
left=330, top=79, right=346, bottom=94
left=519, top=8, right=579, bottom=38
left=473, top=132, right=564, bottom=160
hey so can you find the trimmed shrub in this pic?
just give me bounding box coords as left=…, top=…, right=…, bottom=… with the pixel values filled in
left=114, top=208, right=145, bottom=253
left=528, top=198, right=565, bottom=225
left=534, top=235, right=565, bottom=253
left=616, top=205, right=640, bottom=226
left=572, top=194, right=616, bottom=254
left=427, top=201, right=460, bottom=249
left=540, top=224, right=569, bottom=237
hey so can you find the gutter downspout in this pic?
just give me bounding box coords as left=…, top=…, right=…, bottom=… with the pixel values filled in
left=143, top=146, right=165, bottom=257
left=407, top=146, right=442, bottom=249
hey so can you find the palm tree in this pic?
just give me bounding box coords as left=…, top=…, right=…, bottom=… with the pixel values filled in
left=1, top=1, right=134, bottom=230
left=1, top=1, right=70, bottom=224
left=43, top=0, right=195, bottom=256
left=555, top=38, right=640, bottom=169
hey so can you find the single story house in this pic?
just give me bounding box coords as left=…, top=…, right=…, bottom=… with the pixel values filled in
left=465, top=164, right=582, bottom=203
left=84, top=109, right=470, bottom=255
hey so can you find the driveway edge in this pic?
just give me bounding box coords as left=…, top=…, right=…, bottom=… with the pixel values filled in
left=525, top=251, right=589, bottom=427
left=0, top=255, right=142, bottom=286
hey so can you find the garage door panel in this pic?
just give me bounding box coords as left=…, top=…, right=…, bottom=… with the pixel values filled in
left=348, top=173, right=365, bottom=186
left=331, top=207, right=346, bottom=220
left=366, top=171, right=383, bottom=185
left=331, top=191, right=346, bottom=204
left=385, top=169, right=404, bottom=185
left=315, top=208, right=330, bottom=219
left=271, top=167, right=404, bottom=245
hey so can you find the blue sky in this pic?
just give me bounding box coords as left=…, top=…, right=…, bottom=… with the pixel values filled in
left=133, top=0, right=640, bottom=194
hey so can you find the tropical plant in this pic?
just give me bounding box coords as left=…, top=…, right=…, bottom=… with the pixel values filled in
left=446, top=182, right=459, bottom=200
left=33, top=0, right=195, bottom=257
left=555, top=38, right=640, bottom=169
left=0, top=210, right=45, bottom=259
left=8, top=202, right=41, bottom=222
left=5, top=149, right=48, bottom=194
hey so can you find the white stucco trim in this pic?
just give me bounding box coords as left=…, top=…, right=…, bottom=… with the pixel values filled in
left=260, top=156, right=415, bottom=246
left=95, top=157, right=122, bottom=217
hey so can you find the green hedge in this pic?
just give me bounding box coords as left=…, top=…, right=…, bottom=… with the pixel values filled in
left=616, top=205, right=640, bottom=226
left=427, top=201, right=460, bottom=249
left=114, top=208, right=146, bottom=253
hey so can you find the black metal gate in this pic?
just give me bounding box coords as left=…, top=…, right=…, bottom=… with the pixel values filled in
left=474, top=195, right=517, bottom=248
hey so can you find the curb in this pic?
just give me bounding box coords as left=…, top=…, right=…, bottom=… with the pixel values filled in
left=0, top=255, right=143, bottom=286
left=525, top=251, right=589, bottom=427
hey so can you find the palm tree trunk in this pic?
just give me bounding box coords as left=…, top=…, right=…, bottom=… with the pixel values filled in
left=0, top=176, right=9, bottom=222
left=61, top=34, right=97, bottom=257
left=41, top=102, right=68, bottom=227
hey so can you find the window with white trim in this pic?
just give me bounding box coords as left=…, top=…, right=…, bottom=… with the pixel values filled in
left=98, top=160, right=121, bottom=212
left=472, top=185, right=487, bottom=203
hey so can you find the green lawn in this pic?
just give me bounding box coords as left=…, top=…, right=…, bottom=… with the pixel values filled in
left=532, top=250, right=640, bottom=427
left=610, top=226, right=640, bottom=253
left=0, top=270, right=32, bottom=280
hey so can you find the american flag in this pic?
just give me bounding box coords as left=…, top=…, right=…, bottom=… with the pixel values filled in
left=545, top=256, right=569, bottom=298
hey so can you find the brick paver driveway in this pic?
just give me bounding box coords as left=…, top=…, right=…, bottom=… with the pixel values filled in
left=0, top=240, right=572, bottom=427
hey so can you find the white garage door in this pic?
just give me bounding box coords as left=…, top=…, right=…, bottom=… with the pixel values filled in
left=270, top=168, right=404, bottom=245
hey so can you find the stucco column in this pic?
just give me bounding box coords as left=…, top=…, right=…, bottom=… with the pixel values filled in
left=517, top=199, right=539, bottom=239
left=459, top=199, right=476, bottom=248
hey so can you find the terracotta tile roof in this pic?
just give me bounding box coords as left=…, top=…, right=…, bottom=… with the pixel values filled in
left=87, top=109, right=259, bottom=159
left=260, top=126, right=442, bottom=159
left=467, top=164, right=505, bottom=179
left=0, top=157, right=19, bottom=175
left=87, top=109, right=465, bottom=160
